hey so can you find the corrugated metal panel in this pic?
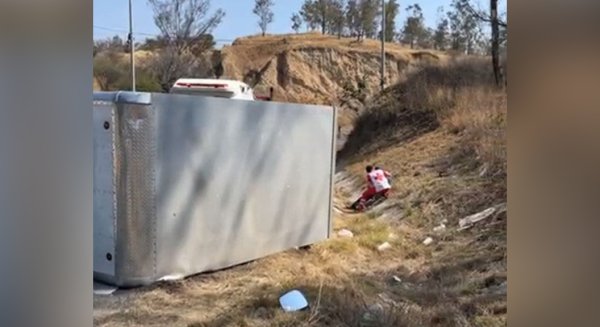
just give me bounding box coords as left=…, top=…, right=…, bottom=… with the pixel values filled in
left=93, top=92, right=336, bottom=287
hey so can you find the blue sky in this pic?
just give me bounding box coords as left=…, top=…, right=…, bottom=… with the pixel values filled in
left=94, top=0, right=492, bottom=44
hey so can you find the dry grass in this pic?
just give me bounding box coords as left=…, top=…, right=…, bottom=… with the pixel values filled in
left=99, top=50, right=156, bottom=66
left=339, top=56, right=494, bottom=161
left=332, top=55, right=507, bottom=326
left=228, top=32, right=441, bottom=62
left=444, top=88, right=507, bottom=180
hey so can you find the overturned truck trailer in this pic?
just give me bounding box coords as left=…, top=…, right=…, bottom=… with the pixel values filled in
left=93, top=92, right=337, bottom=287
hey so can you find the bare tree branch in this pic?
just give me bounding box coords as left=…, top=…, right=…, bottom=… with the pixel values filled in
left=465, top=1, right=507, bottom=27
left=148, top=0, right=224, bottom=53
left=147, top=0, right=224, bottom=91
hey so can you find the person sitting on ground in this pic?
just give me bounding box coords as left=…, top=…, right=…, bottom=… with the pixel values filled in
left=350, top=165, right=392, bottom=211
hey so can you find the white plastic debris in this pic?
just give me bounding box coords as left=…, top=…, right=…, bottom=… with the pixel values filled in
left=158, top=274, right=184, bottom=282
left=422, top=237, right=434, bottom=246
left=93, top=281, right=118, bottom=296
left=433, top=224, right=446, bottom=232
left=377, top=242, right=392, bottom=252
left=337, top=229, right=354, bottom=238
left=392, top=275, right=402, bottom=283
left=279, top=290, right=309, bottom=312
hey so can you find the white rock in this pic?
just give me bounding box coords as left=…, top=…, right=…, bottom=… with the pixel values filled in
left=459, top=207, right=496, bottom=228
left=337, top=229, right=354, bottom=238
left=433, top=224, right=446, bottom=232
left=479, top=165, right=489, bottom=177
left=93, top=281, right=117, bottom=296
left=422, top=237, right=434, bottom=246
left=377, top=242, right=392, bottom=252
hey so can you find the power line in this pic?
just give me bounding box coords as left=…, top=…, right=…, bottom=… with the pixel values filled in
left=93, top=25, right=157, bottom=37
left=93, top=25, right=235, bottom=43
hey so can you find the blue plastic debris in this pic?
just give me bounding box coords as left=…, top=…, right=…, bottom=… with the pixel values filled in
left=279, top=290, right=309, bottom=312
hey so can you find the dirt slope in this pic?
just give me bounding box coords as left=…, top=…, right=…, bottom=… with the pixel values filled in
left=220, top=33, right=440, bottom=102
left=217, top=33, right=444, bottom=129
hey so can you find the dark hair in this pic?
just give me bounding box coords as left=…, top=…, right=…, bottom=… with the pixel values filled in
left=366, top=165, right=373, bottom=173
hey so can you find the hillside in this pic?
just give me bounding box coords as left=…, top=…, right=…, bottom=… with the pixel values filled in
left=94, top=35, right=506, bottom=327
left=219, top=33, right=442, bottom=103
left=219, top=33, right=444, bottom=129
left=94, top=33, right=446, bottom=131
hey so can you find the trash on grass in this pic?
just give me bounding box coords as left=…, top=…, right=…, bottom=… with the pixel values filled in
left=377, top=242, right=392, bottom=252
left=279, top=290, right=309, bottom=312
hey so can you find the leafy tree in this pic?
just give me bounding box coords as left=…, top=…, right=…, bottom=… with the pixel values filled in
left=93, top=51, right=162, bottom=92
left=384, top=0, right=399, bottom=42
left=359, top=0, right=379, bottom=39
left=330, top=0, right=347, bottom=38
left=93, top=54, right=125, bottom=90
left=299, top=0, right=348, bottom=36
left=345, top=0, right=361, bottom=39
left=447, top=0, right=481, bottom=54
left=418, top=27, right=434, bottom=49
left=401, top=4, right=428, bottom=49
left=433, top=6, right=450, bottom=50
left=300, top=0, right=319, bottom=31
left=314, top=0, right=330, bottom=33
left=300, top=0, right=327, bottom=34
left=291, top=13, right=303, bottom=33
left=253, top=0, right=274, bottom=36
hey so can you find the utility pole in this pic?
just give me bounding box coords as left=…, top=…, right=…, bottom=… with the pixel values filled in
left=380, top=0, right=385, bottom=91
left=128, top=0, right=136, bottom=92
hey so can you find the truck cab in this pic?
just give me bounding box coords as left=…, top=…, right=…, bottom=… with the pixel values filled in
left=170, top=78, right=256, bottom=101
